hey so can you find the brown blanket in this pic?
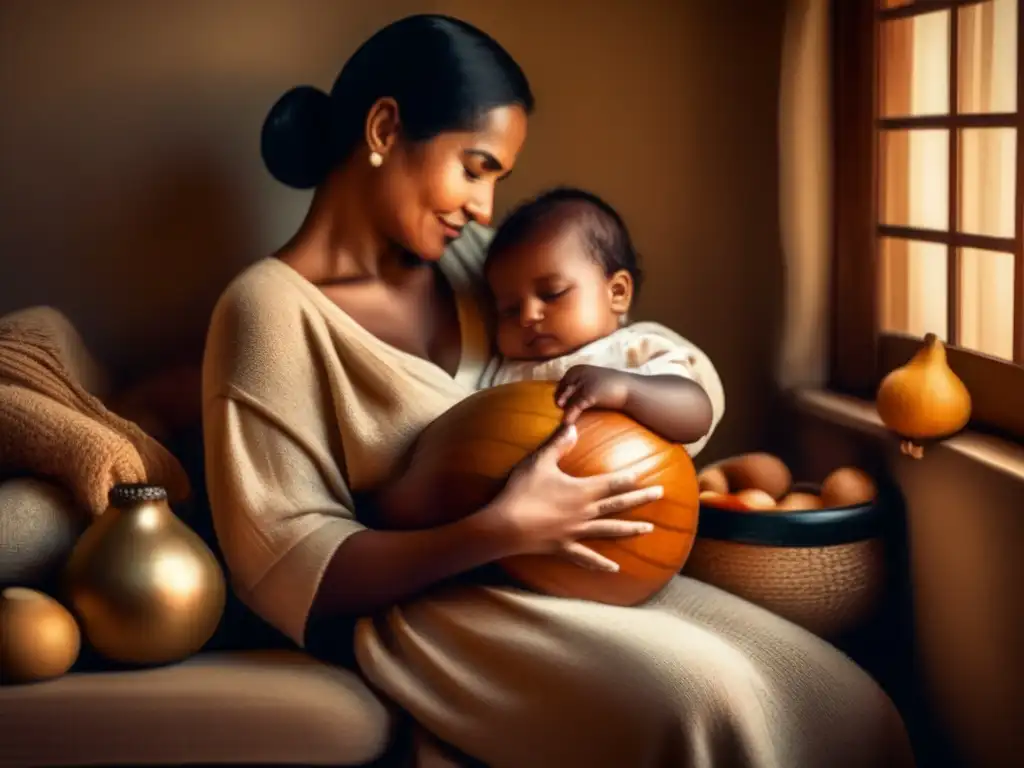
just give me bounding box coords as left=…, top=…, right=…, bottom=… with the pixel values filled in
left=0, top=306, right=190, bottom=516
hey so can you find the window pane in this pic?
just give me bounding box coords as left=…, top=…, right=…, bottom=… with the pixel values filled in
left=880, top=12, right=950, bottom=118
left=879, top=238, right=949, bottom=339
left=880, top=129, right=950, bottom=231
left=959, top=0, right=1018, bottom=113
left=959, top=248, right=1015, bottom=359
left=960, top=128, right=1017, bottom=239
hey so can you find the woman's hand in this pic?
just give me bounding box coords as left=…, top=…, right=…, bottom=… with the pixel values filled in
left=478, top=423, right=661, bottom=572
left=555, top=364, right=632, bottom=424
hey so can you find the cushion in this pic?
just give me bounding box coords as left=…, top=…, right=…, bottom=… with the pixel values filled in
left=0, top=650, right=392, bottom=766
left=0, top=478, right=87, bottom=590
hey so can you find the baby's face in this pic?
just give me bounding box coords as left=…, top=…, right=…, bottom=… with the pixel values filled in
left=486, top=225, right=630, bottom=361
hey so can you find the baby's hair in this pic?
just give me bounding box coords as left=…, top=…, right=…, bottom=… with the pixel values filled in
left=485, top=186, right=644, bottom=297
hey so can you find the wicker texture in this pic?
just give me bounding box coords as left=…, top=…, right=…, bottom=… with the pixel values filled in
left=683, top=537, right=886, bottom=637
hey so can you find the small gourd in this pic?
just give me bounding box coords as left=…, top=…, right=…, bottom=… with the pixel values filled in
left=876, top=333, right=972, bottom=458
left=0, top=587, right=81, bottom=684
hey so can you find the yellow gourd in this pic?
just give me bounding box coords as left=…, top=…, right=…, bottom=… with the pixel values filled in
left=0, top=587, right=81, bottom=684
left=876, top=333, right=972, bottom=458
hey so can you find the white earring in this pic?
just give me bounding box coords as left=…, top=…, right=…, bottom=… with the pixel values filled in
left=369, top=151, right=383, bottom=168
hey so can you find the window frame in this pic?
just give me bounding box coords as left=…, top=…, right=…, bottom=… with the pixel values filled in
left=830, top=0, right=1024, bottom=443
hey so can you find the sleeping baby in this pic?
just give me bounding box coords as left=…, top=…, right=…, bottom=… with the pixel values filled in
left=374, top=186, right=725, bottom=530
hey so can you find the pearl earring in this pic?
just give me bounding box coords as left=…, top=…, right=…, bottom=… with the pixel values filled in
left=369, top=151, right=383, bottom=168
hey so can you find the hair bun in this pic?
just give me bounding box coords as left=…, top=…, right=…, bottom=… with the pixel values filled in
left=260, top=85, right=334, bottom=190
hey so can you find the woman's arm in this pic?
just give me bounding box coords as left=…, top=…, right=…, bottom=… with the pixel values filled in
left=315, top=422, right=665, bottom=620
left=309, top=508, right=510, bottom=618
left=557, top=365, right=714, bottom=445
left=206, top=394, right=514, bottom=638
left=206, top=393, right=656, bottom=646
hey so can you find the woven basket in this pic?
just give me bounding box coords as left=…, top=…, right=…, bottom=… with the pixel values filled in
left=683, top=484, right=888, bottom=638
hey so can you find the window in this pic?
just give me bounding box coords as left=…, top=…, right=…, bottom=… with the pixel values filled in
left=832, top=0, right=1024, bottom=441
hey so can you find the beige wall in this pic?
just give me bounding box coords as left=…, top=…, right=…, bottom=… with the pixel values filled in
left=0, top=0, right=790, bottom=461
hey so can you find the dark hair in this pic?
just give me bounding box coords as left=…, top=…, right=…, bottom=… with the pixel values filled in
left=261, top=14, right=534, bottom=189
left=486, top=186, right=644, bottom=295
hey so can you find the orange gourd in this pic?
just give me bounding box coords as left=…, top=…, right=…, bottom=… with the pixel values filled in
left=397, top=380, right=700, bottom=606
left=876, top=333, right=972, bottom=458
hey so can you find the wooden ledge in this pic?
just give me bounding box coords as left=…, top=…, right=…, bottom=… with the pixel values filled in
left=790, top=388, right=1024, bottom=485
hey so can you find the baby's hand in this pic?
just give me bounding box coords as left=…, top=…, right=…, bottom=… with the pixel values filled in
left=555, top=365, right=632, bottom=424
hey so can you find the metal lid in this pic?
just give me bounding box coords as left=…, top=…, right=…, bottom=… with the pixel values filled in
left=108, top=483, right=168, bottom=507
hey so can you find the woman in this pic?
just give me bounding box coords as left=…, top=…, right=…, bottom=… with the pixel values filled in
left=203, top=14, right=912, bottom=768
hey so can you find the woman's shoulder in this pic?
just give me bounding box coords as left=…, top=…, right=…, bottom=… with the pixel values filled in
left=212, top=257, right=293, bottom=313
left=204, top=258, right=322, bottom=399
left=208, top=258, right=313, bottom=345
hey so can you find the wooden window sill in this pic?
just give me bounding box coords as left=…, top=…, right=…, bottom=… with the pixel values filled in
left=789, top=388, right=1024, bottom=484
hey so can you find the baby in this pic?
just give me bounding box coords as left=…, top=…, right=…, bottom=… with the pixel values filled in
left=372, top=187, right=724, bottom=530
left=480, top=186, right=723, bottom=449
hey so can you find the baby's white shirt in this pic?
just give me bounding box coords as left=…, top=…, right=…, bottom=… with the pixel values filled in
left=480, top=321, right=725, bottom=456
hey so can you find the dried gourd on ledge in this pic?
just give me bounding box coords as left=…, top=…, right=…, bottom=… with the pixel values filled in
left=875, top=333, right=972, bottom=459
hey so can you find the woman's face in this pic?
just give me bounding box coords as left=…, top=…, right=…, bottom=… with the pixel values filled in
left=370, top=105, right=529, bottom=260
